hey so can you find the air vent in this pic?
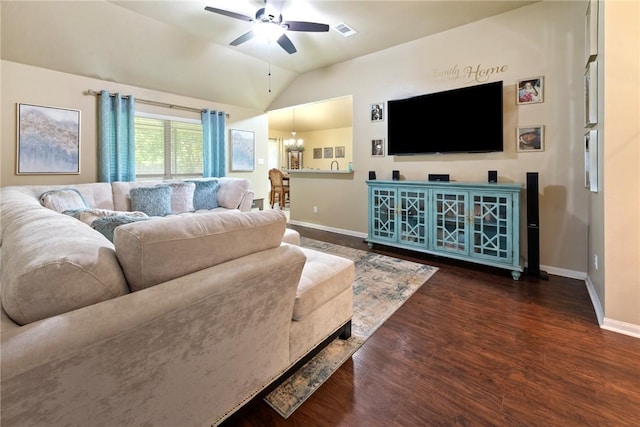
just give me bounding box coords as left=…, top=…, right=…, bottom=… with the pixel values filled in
left=333, top=22, right=357, bottom=37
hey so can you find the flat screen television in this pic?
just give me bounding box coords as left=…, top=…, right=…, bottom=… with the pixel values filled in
left=387, top=81, right=503, bottom=155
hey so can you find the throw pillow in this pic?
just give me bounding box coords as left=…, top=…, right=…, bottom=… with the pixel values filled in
left=163, top=182, right=196, bottom=214
left=188, top=180, right=220, bottom=210
left=130, top=186, right=173, bottom=217
left=40, top=188, right=88, bottom=213
left=92, top=215, right=150, bottom=242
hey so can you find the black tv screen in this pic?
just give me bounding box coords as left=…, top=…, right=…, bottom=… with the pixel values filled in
left=387, top=81, right=503, bottom=155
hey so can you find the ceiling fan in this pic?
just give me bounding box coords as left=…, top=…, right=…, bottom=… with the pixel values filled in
left=204, top=0, right=329, bottom=54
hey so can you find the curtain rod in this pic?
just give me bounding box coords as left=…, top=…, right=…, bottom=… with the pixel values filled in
left=85, top=90, right=228, bottom=117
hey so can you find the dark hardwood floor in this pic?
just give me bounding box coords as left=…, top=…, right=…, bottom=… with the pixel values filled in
left=224, top=225, right=640, bottom=427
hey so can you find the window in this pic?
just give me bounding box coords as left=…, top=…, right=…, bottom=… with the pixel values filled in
left=134, top=114, right=203, bottom=179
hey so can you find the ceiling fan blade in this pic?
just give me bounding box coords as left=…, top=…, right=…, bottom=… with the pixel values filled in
left=284, top=21, right=329, bottom=32
left=276, top=33, right=297, bottom=54
left=230, top=31, right=256, bottom=46
left=204, top=6, right=253, bottom=22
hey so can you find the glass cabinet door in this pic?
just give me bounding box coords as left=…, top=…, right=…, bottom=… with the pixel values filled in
left=370, top=188, right=396, bottom=241
left=398, top=189, right=427, bottom=246
left=471, top=193, right=512, bottom=262
left=433, top=190, right=468, bottom=254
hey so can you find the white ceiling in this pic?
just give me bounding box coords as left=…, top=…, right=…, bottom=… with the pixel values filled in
left=1, top=0, right=537, bottom=129
left=112, top=0, right=536, bottom=75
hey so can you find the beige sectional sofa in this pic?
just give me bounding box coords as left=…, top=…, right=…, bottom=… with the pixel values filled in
left=0, top=178, right=354, bottom=426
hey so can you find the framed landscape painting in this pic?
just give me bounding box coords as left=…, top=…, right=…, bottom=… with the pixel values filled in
left=17, top=103, right=80, bottom=174
left=230, top=129, right=255, bottom=171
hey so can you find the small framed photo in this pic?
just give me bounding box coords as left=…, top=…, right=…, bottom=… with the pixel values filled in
left=17, top=103, right=81, bottom=174
left=517, top=126, right=544, bottom=152
left=370, top=103, right=384, bottom=122
left=313, top=148, right=322, bottom=159
left=230, top=129, right=255, bottom=171
left=371, top=139, right=385, bottom=157
left=516, top=77, right=544, bottom=105
left=323, top=147, right=333, bottom=159
left=335, top=146, right=345, bottom=158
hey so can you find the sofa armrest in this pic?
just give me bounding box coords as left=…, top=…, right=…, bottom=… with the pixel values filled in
left=238, top=189, right=255, bottom=212
left=1, top=245, right=306, bottom=427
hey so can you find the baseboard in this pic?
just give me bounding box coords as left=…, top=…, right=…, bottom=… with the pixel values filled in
left=585, top=276, right=640, bottom=339
left=602, top=318, right=640, bottom=339
left=290, top=223, right=639, bottom=339
left=540, top=264, right=587, bottom=280
left=288, top=220, right=368, bottom=239
left=292, top=223, right=588, bottom=280
left=585, top=275, right=605, bottom=326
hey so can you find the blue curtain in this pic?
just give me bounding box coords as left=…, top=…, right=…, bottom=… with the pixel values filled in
left=201, top=109, right=226, bottom=177
left=98, top=91, right=136, bottom=182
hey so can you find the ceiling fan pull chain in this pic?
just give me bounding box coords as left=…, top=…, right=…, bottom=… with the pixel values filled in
left=268, top=42, right=272, bottom=93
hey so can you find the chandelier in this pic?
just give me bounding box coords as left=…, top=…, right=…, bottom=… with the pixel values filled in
left=284, top=108, right=303, bottom=151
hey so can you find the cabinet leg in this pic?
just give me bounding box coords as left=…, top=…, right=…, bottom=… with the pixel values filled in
left=511, top=270, right=521, bottom=280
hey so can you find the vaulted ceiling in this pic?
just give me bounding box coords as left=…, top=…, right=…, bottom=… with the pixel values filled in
left=2, top=0, right=537, bottom=115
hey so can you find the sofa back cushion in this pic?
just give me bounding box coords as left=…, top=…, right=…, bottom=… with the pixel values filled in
left=114, top=210, right=287, bottom=291
left=1, top=188, right=130, bottom=325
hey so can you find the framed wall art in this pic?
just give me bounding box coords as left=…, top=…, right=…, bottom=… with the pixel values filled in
left=370, top=103, right=384, bottom=122
left=516, top=77, right=544, bottom=105
left=230, top=129, right=255, bottom=171
left=323, top=147, right=334, bottom=159
left=585, top=61, right=598, bottom=127
left=371, top=139, right=385, bottom=157
left=585, top=0, right=598, bottom=65
left=584, top=129, right=598, bottom=192
left=335, top=146, right=345, bottom=158
left=17, top=103, right=81, bottom=174
left=313, top=148, right=322, bottom=159
left=517, top=126, right=544, bottom=152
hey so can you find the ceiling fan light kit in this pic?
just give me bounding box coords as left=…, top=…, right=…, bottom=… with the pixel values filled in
left=253, top=21, right=287, bottom=42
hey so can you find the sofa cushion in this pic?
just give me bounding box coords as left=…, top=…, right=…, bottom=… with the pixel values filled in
left=188, top=180, right=220, bottom=210
left=129, top=186, right=173, bottom=216
left=114, top=210, right=287, bottom=291
left=166, top=182, right=196, bottom=213
left=40, top=188, right=88, bottom=213
left=1, top=196, right=130, bottom=325
left=292, top=247, right=355, bottom=320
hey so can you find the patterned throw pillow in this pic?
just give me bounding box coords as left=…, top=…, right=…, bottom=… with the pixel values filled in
left=130, top=186, right=173, bottom=217
left=92, top=215, right=150, bottom=242
left=40, top=188, right=88, bottom=213
left=164, top=182, right=196, bottom=214
left=187, top=180, right=220, bottom=210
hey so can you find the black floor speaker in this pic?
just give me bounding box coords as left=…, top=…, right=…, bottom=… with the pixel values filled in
left=526, top=172, right=548, bottom=279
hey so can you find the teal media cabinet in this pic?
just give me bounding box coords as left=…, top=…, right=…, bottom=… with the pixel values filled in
left=367, top=180, right=524, bottom=279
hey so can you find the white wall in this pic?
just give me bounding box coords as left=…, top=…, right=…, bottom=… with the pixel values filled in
left=0, top=61, right=273, bottom=200
left=600, top=0, right=640, bottom=332
left=271, top=1, right=588, bottom=275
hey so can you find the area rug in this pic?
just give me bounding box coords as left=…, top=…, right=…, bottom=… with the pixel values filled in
left=264, top=237, right=438, bottom=418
